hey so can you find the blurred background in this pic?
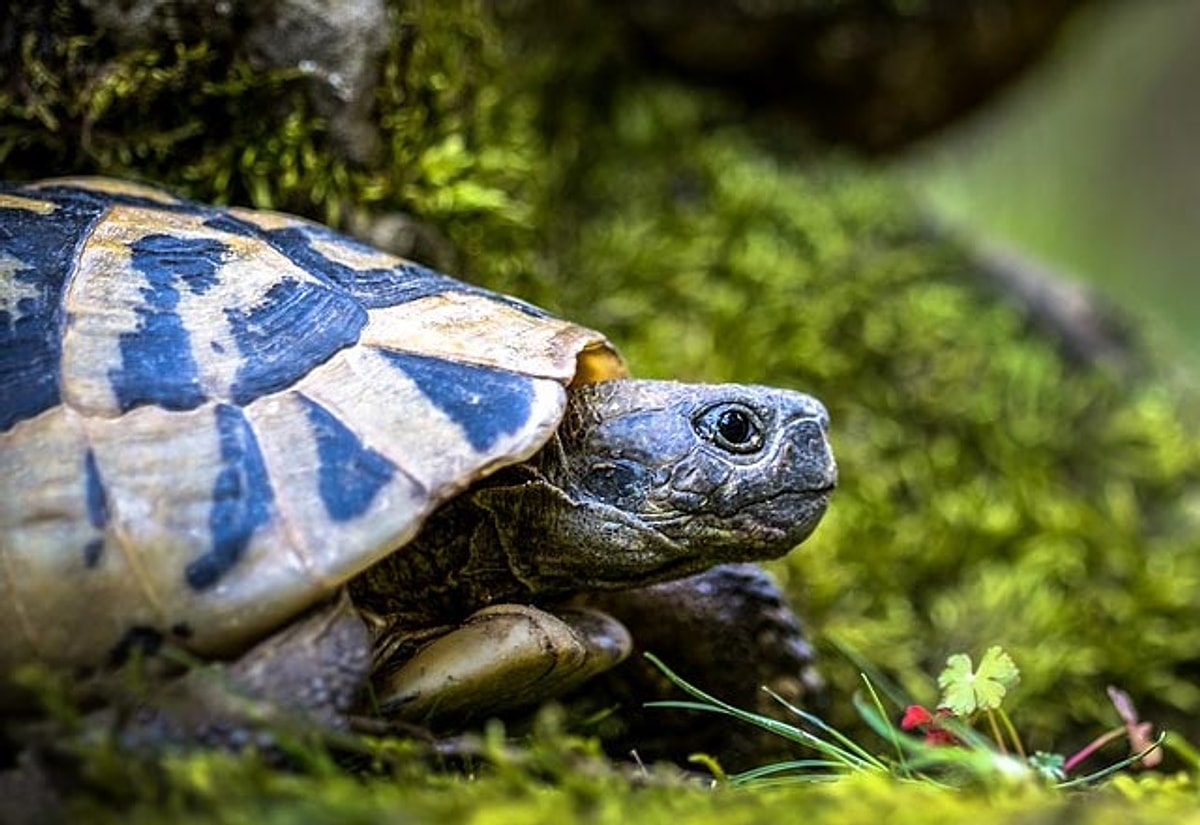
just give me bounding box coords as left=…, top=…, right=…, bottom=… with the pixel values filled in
left=905, top=1, right=1200, bottom=365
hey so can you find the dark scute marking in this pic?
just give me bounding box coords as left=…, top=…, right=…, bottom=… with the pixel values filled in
left=170, top=622, right=193, bottom=639
left=242, top=219, right=550, bottom=316
left=0, top=184, right=110, bottom=431
left=32, top=183, right=183, bottom=212
left=185, top=404, right=274, bottom=591
left=264, top=224, right=458, bottom=309
left=83, top=448, right=110, bottom=529
left=376, top=350, right=534, bottom=452
left=137, top=233, right=222, bottom=296
left=225, top=277, right=366, bottom=405
left=202, top=212, right=260, bottom=239
left=298, top=394, right=397, bottom=521
left=82, top=448, right=109, bottom=568
left=108, top=625, right=163, bottom=666
left=83, top=538, right=104, bottom=568
left=109, top=234, right=228, bottom=412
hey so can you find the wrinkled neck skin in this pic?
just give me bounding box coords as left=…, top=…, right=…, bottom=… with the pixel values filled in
left=351, top=378, right=836, bottom=634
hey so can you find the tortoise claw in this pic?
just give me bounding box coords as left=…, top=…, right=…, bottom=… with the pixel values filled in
left=373, top=604, right=631, bottom=725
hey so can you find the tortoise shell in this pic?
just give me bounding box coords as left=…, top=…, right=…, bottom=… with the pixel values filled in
left=0, top=178, right=626, bottom=675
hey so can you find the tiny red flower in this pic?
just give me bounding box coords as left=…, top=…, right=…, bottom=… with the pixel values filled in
left=900, top=704, right=959, bottom=746
left=901, top=704, right=933, bottom=730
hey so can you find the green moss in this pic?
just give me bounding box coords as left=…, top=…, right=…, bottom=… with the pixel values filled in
left=58, top=741, right=1200, bottom=825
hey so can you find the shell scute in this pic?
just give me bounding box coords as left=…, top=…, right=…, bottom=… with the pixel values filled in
left=106, top=232, right=228, bottom=413
left=60, top=200, right=372, bottom=416
left=0, top=187, right=109, bottom=432
left=377, top=350, right=536, bottom=453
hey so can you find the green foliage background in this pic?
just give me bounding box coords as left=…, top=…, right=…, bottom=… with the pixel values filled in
left=5, top=0, right=1200, bottom=816
left=909, top=2, right=1200, bottom=361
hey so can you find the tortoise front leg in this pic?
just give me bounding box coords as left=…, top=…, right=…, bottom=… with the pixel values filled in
left=370, top=604, right=631, bottom=724
left=567, top=563, right=825, bottom=769
left=118, top=591, right=372, bottom=747
left=218, top=589, right=373, bottom=727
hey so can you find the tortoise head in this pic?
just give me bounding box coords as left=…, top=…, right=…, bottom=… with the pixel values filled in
left=512, top=379, right=836, bottom=590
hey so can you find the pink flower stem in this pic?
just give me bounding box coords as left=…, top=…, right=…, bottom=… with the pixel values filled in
left=1063, top=727, right=1126, bottom=774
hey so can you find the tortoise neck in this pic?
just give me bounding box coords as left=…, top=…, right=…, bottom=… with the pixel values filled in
left=347, top=463, right=554, bottom=633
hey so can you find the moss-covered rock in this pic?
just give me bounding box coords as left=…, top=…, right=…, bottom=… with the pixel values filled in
left=3, top=0, right=1200, bottom=792
left=0, top=0, right=539, bottom=244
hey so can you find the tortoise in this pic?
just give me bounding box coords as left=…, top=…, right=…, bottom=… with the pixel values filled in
left=0, top=177, right=836, bottom=732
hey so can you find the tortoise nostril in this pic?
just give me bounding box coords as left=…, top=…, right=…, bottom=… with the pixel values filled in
left=784, top=418, right=836, bottom=488
left=792, top=419, right=827, bottom=453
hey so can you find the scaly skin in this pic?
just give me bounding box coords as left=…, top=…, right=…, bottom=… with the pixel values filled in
left=350, top=378, right=836, bottom=704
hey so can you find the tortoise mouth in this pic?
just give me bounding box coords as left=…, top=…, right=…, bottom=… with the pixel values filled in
left=629, top=493, right=832, bottom=587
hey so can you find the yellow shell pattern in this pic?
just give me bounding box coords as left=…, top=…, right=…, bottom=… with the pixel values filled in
left=0, top=178, right=625, bottom=673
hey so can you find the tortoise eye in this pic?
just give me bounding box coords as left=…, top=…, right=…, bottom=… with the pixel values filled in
left=695, top=403, right=765, bottom=454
